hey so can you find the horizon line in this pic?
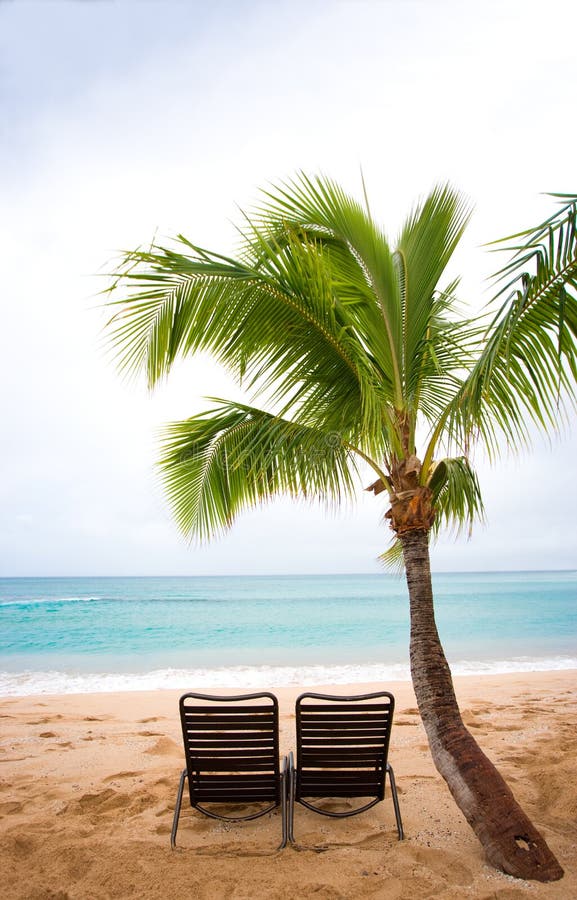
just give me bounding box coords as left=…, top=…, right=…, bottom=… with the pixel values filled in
left=1, top=569, right=575, bottom=579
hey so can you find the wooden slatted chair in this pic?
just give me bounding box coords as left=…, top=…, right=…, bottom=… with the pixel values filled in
left=171, top=691, right=288, bottom=851
left=287, top=690, right=404, bottom=845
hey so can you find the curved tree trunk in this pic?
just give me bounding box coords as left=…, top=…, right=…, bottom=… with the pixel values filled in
left=400, top=528, right=563, bottom=882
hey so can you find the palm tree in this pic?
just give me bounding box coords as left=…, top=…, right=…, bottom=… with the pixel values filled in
left=104, top=175, right=573, bottom=881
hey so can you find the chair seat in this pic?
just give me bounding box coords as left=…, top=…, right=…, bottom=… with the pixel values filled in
left=192, top=772, right=279, bottom=804
left=299, top=769, right=384, bottom=798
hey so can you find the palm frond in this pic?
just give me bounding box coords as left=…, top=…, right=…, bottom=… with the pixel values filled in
left=378, top=538, right=405, bottom=574
left=409, top=296, right=483, bottom=431
left=447, top=196, right=577, bottom=454
left=106, top=225, right=402, bottom=458
left=395, top=184, right=472, bottom=395
left=158, top=400, right=361, bottom=540
left=253, top=174, right=475, bottom=437
left=253, top=172, right=406, bottom=406
left=487, top=193, right=577, bottom=267
left=427, top=456, right=484, bottom=536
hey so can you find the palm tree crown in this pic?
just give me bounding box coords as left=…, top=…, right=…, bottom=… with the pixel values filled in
left=106, top=174, right=483, bottom=548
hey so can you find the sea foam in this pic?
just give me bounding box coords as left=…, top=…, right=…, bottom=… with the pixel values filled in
left=0, top=596, right=103, bottom=607
left=1, top=656, right=576, bottom=696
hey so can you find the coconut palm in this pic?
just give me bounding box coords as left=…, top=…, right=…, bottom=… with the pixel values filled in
left=104, top=175, right=573, bottom=881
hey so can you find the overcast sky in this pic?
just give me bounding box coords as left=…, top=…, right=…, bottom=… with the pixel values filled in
left=1, top=0, right=576, bottom=577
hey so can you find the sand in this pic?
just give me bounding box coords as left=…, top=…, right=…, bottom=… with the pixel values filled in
left=0, top=670, right=575, bottom=899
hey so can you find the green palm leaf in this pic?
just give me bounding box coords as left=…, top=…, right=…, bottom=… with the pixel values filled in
left=451, top=194, right=577, bottom=452
left=254, top=174, right=478, bottom=452
left=395, top=184, right=471, bottom=396
left=427, top=456, right=485, bottom=536
left=159, top=400, right=360, bottom=540
left=106, top=226, right=398, bottom=457
left=254, top=172, right=405, bottom=404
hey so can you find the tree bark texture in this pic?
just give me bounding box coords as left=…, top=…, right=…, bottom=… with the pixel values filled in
left=400, top=528, right=563, bottom=882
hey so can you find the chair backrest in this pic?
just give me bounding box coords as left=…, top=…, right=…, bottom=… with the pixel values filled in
left=179, top=691, right=281, bottom=809
left=294, top=691, right=395, bottom=802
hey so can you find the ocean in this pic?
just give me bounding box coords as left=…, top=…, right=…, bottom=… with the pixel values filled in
left=1, top=572, right=576, bottom=695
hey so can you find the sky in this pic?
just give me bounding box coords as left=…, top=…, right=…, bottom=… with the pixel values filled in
left=1, top=0, right=576, bottom=576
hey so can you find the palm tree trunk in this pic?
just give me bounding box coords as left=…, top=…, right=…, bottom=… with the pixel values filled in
left=400, top=528, right=563, bottom=882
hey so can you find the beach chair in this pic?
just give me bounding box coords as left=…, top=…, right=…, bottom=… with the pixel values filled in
left=287, top=690, right=404, bottom=845
left=171, top=691, right=288, bottom=851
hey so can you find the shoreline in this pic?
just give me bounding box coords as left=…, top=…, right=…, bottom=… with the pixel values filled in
left=1, top=669, right=575, bottom=898
left=2, top=659, right=577, bottom=698
left=1, top=667, right=576, bottom=708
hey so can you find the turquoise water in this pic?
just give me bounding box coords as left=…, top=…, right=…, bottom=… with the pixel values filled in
left=0, top=572, right=576, bottom=694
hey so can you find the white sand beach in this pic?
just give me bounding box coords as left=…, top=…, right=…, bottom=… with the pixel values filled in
left=0, top=669, right=575, bottom=899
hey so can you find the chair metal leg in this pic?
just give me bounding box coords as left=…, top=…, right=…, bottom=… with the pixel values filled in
left=171, top=768, right=188, bottom=849
left=278, top=756, right=289, bottom=850
left=287, top=752, right=296, bottom=844
left=386, top=763, right=404, bottom=840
